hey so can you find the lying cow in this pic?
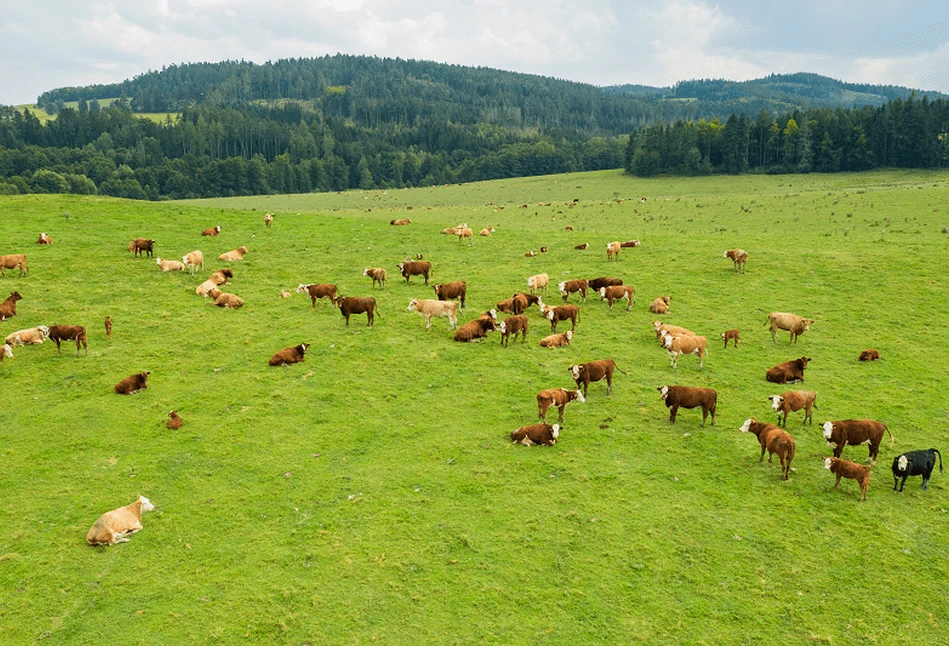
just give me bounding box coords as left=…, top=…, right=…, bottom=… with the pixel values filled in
left=822, top=419, right=893, bottom=463
left=511, top=423, right=561, bottom=446
left=86, top=495, right=156, bottom=546
left=453, top=311, right=498, bottom=342
left=338, top=296, right=379, bottom=327
left=740, top=417, right=796, bottom=480
left=649, top=296, right=671, bottom=314
left=766, top=357, right=810, bottom=384
left=208, top=288, right=244, bottom=309
left=5, top=325, right=50, bottom=347
left=47, top=324, right=88, bottom=355
left=202, top=225, right=221, bottom=236
left=218, top=245, right=248, bottom=262
left=858, top=349, right=881, bottom=361
left=167, top=410, right=183, bottom=430
left=269, top=343, right=309, bottom=366
left=539, top=330, right=572, bottom=348
left=156, top=258, right=185, bottom=272
left=408, top=298, right=458, bottom=329
left=658, top=385, right=717, bottom=426
left=570, top=359, right=626, bottom=396
left=0, top=291, right=22, bottom=320
left=536, top=388, right=584, bottom=423
left=37, top=232, right=52, bottom=245
left=768, top=390, right=817, bottom=426
left=824, top=457, right=870, bottom=501
left=499, top=314, right=528, bottom=346
left=114, top=371, right=149, bottom=394
left=892, top=449, right=943, bottom=491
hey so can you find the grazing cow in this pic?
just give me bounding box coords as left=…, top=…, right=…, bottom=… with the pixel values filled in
left=892, top=449, right=943, bottom=491
left=457, top=227, right=473, bottom=242
left=37, top=233, right=52, bottom=245
left=724, top=249, right=748, bottom=273
left=823, top=419, right=893, bottom=463
left=859, top=349, right=881, bottom=361
left=574, top=243, right=589, bottom=250
left=208, top=288, right=244, bottom=309
left=408, top=298, right=459, bottom=329
left=453, top=311, right=498, bottom=342
left=114, top=371, right=149, bottom=395
left=565, top=225, right=574, bottom=231
left=433, top=281, right=467, bottom=308
left=527, top=273, right=549, bottom=296
left=48, top=324, right=88, bottom=355
left=824, top=457, right=871, bottom=501
left=722, top=329, right=740, bottom=348
left=479, top=227, right=494, bottom=236
left=654, top=321, right=695, bottom=340
left=5, top=325, right=50, bottom=346
left=167, top=410, right=183, bottom=429
left=0, top=254, right=28, bottom=277
left=740, top=417, right=796, bottom=480
left=296, top=283, right=339, bottom=307
left=658, top=385, right=717, bottom=426
left=540, top=301, right=580, bottom=332
left=390, top=218, right=412, bottom=226
left=540, top=330, right=572, bottom=347
left=202, top=225, right=222, bottom=236
left=156, top=258, right=185, bottom=272
left=606, top=241, right=621, bottom=261
left=663, top=335, right=707, bottom=368
left=264, top=213, right=273, bottom=227
left=338, top=296, right=379, bottom=327
left=128, top=239, right=154, bottom=258
left=182, top=250, right=204, bottom=274
left=499, top=314, right=528, bottom=346
left=599, top=285, right=635, bottom=311
left=649, top=296, right=671, bottom=314
left=570, top=359, right=627, bottom=396
left=766, top=357, right=811, bottom=384
left=218, top=246, right=248, bottom=262
left=768, top=390, right=817, bottom=426
left=537, top=388, right=584, bottom=422
left=269, top=343, right=309, bottom=366
left=511, top=423, right=561, bottom=447
left=363, top=267, right=387, bottom=289
left=588, top=277, right=622, bottom=291
left=0, top=291, right=21, bottom=320
left=765, top=312, right=814, bottom=344
left=1, top=343, right=13, bottom=362
left=620, top=240, right=641, bottom=248
left=104, top=316, right=112, bottom=340
left=558, top=279, right=588, bottom=303
left=86, top=495, right=156, bottom=546
left=398, top=261, right=432, bottom=285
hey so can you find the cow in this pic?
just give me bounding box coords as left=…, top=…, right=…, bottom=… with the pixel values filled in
left=453, top=311, right=498, bottom=342
left=441, top=225, right=464, bottom=235
left=296, top=283, right=339, bottom=307
left=479, top=227, right=495, bottom=236
left=86, top=495, right=156, bottom=546
left=649, top=296, right=671, bottom=314
left=768, top=390, right=818, bottom=426
left=654, top=321, right=695, bottom=340
left=104, top=315, right=112, bottom=340
left=892, top=449, right=943, bottom=491
left=766, top=357, right=811, bottom=384
left=433, top=281, right=466, bottom=308
left=390, top=218, right=412, bottom=226
left=599, top=285, right=635, bottom=311
left=196, top=279, right=218, bottom=297
left=363, top=268, right=387, bottom=289
left=765, top=312, right=814, bottom=344
left=740, top=417, right=796, bottom=479
left=606, top=241, right=621, bottom=261
left=539, top=246, right=548, bottom=253
left=156, top=258, right=185, bottom=272
left=823, top=419, right=893, bottom=463
left=264, top=213, right=273, bottom=227
left=182, top=250, right=204, bottom=275
left=558, top=279, right=588, bottom=303
left=338, top=296, right=379, bottom=327
left=0, top=291, right=21, bottom=320
left=1, top=343, right=13, bottom=362
left=0, top=254, right=28, bottom=277
left=5, top=326, right=49, bottom=346
left=663, top=334, right=707, bottom=368
left=218, top=245, right=248, bottom=262
left=114, top=371, right=149, bottom=395
left=512, top=293, right=540, bottom=315
left=408, top=298, right=458, bottom=329
left=47, top=325, right=88, bottom=355
left=202, top=225, right=222, bottom=236
left=824, top=457, right=871, bottom=501
left=724, top=249, right=748, bottom=273
left=565, top=225, right=575, bottom=232
left=511, top=423, right=561, bottom=446
left=128, top=239, right=154, bottom=258
left=574, top=243, right=589, bottom=250
left=208, top=288, right=244, bottom=309
left=527, top=273, right=549, bottom=296
left=588, top=277, right=622, bottom=291
left=722, top=329, right=740, bottom=348
left=859, top=349, right=881, bottom=361
left=208, top=268, right=233, bottom=286
left=37, top=233, right=52, bottom=245
left=499, top=314, right=528, bottom=346
left=658, top=385, right=717, bottom=426
left=269, top=343, right=309, bottom=366
left=398, top=261, right=432, bottom=285
left=540, top=301, right=579, bottom=332
left=620, top=240, right=641, bottom=248
left=537, top=388, right=584, bottom=423
left=457, top=227, right=473, bottom=242
left=279, top=290, right=292, bottom=299
left=539, top=330, right=572, bottom=348
left=569, top=359, right=627, bottom=396
left=167, top=410, right=183, bottom=430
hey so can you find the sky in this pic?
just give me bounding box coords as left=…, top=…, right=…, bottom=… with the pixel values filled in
left=2, top=0, right=949, bottom=106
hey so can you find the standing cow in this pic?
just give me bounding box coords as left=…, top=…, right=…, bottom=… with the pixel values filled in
left=892, top=449, right=943, bottom=491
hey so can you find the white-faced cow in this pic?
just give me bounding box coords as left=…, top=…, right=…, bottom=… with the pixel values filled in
left=892, top=449, right=943, bottom=491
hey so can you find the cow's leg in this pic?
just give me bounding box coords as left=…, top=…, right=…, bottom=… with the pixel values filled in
left=759, top=444, right=766, bottom=462
left=670, top=405, right=678, bottom=424
left=922, top=474, right=930, bottom=490
left=834, top=474, right=842, bottom=490
left=605, top=374, right=612, bottom=395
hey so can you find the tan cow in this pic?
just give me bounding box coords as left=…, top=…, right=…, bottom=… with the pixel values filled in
left=765, top=312, right=814, bottom=344
left=539, top=330, right=572, bottom=347
left=663, top=334, right=707, bottom=368
left=86, top=495, right=156, bottom=546
left=218, top=246, right=248, bottom=262
left=408, top=298, right=458, bottom=329
left=724, top=249, right=748, bottom=273
left=606, top=241, right=621, bottom=261
left=0, top=253, right=29, bottom=277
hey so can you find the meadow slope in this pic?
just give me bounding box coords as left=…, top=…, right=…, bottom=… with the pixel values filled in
left=2, top=169, right=949, bottom=644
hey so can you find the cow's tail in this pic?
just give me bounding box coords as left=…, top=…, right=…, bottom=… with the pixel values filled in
left=934, top=448, right=944, bottom=474
left=615, top=364, right=629, bottom=375
left=885, top=425, right=894, bottom=446
left=375, top=303, right=382, bottom=318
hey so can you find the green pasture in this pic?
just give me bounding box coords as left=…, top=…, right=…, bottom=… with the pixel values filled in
left=2, top=169, right=949, bottom=644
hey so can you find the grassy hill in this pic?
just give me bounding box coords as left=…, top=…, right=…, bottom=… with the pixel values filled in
left=2, top=169, right=949, bottom=643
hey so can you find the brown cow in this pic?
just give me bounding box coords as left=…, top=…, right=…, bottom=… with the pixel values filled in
left=128, top=239, right=154, bottom=258
left=390, top=218, right=412, bottom=226
left=858, top=349, right=881, bottom=361
left=208, top=288, right=244, bottom=309
left=296, top=283, right=339, bottom=306
left=511, top=423, right=561, bottom=446
left=620, top=240, right=641, bottom=248
left=269, top=343, right=309, bottom=366
left=573, top=242, right=589, bottom=250
left=540, top=302, right=580, bottom=332
left=0, top=291, right=21, bottom=321
left=740, top=417, right=796, bottom=480
left=558, top=279, right=588, bottom=303
left=37, top=233, right=52, bottom=245
left=570, top=359, right=627, bottom=396
left=167, top=410, right=183, bottom=430
left=588, top=277, right=622, bottom=291
left=724, top=249, right=748, bottom=273
left=539, top=330, right=573, bottom=348
left=768, top=390, right=818, bottom=426
left=114, top=371, right=149, bottom=395
left=453, top=311, right=498, bottom=342
left=363, top=268, right=387, bottom=289
left=658, top=385, right=717, bottom=426
left=722, top=329, right=740, bottom=348
left=599, top=285, right=635, bottom=311
left=824, top=457, right=871, bottom=501
left=338, top=296, right=379, bottom=326
left=398, top=261, right=432, bottom=285
left=822, top=419, right=893, bottom=463
left=499, top=314, right=528, bottom=346
left=48, top=324, right=88, bottom=355
left=537, top=388, right=585, bottom=422
left=104, top=316, right=112, bottom=340
left=649, top=296, right=671, bottom=314
left=433, top=281, right=467, bottom=309
left=766, top=357, right=811, bottom=384
left=202, top=225, right=222, bottom=236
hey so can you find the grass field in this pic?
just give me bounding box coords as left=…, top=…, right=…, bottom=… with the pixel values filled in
left=2, top=169, right=949, bottom=644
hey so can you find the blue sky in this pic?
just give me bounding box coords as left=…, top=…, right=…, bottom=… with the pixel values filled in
left=2, top=0, right=948, bottom=105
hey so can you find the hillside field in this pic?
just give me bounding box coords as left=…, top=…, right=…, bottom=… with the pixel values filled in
left=2, top=169, right=949, bottom=644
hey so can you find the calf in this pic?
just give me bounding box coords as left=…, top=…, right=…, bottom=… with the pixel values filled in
left=167, top=410, right=183, bottom=430
left=433, top=281, right=467, bottom=308
left=86, top=495, right=156, bottom=546
left=606, top=241, right=621, bottom=261
left=104, top=316, right=112, bottom=340
left=658, top=385, right=717, bottom=426
left=0, top=291, right=21, bottom=320
left=527, top=273, right=549, bottom=296
left=390, top=218, right=412, bottom=226
left=766, top=357, right=811, bottom=384
left=47, top=324, right=88, bottom=355
left=208, top=268, right=233, bottom=285
left=537, top=388, right=584, bottom=422
left=511, top=423, right=561, bottom=447
left=558, top=279, right=588, bottom=303
left=156, top=258, right=185, bottom=272
left=363, top=268, right=387, bottom=289
left=208, top=288, right=244, bottom=309
left=649, top=296, right=671, bottom=314
left=539, top=330, right=572, bottom=348
left=858, top=349, right=881, bottom=361
left=499, top=314, right=528, bottom=346
left=296, top=283, right=339, bottom=307
left=540, top=301, right=579, bottom=332
left=182, top=250, right=204, bottom=274
left=196, top=279, right=218, bottom=297
left=570, top=359, right=626, bottom=396
left=824, top=457, right=871, bottom=501
left=37, top=232, right=52, bottom=245
left=479, top=227, right=494, bottom=236
left=457, top=227, right=473, bottom=242
left=740, top=417, right=796, bottom=479
left=453, top=311, right=498, bottom=342
left=408, top=298, right=458, bottom=329
left=398, top=261, right=432, bottom=285
left=768, top=390, right=817, bottom=426
left=574, top=243, right=589, bottom=250
left=114, top=371, right=149, bottom=394
left=599, top=285, right=635, bottom=311
left=218, top=245, right=248, bottom=262
left=128, top=239, right=154, bottom=258
left=338, top=296, right=379, bottom=326
left=5, top=325, right=50, bottom=346
left=721, top=329, right=740, bottom=348
left=269, top=343, right=309, bottom=366
left=264, top=213, right=273, bottom=227
left=724, top=248, right=748, bottom=273
left=765, top=312, right=814, bottom=344
left=663, top=334, right=707, bottom=368
left=0, top=253, right=29, bottom=277
left=892, top=449, right=943, bottom=491
left=823, top=419, right=893, bottom=463
left=588, top=277, right=622, bottom=291
left=620, top=240, right=641, bottom=248
left=202, top=225, right=222, bottom=236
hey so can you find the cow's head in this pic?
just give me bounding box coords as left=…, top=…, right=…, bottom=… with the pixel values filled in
left=38, top=325, right=50, bottom=339
left=570, top=365, right=581, bottom=379
left=298, top=343, right=309, bottom=354
left=657, top=385, right=669, bottom=400
left=499, top=321, right=507, bottom=334
left=739, top=417, right=755, bottom=433
left=296, top=284, right=310, bottom=294
left=564, top=330, right=573, bottom=342
left=822, top=422, right=834, bottom=440
left=565, top=388, right=585, bottom=404
left=558, top=281, right=566, bottom=293
left=823, top=457, right=834, bottom=470
left=896, top=455, right=909, bottom=472
left=599, top=287, right=607, bottom=298
left=407, top=299, right=418, bottom=312
left=802, top=319, right=814, bottom=331
left=487, top=309, right=497, bottom=321
left=551, top=424, right=561, bottom=440
left=139, top=495, right=156, bottom=512
left=799, top=357, right=811, bottom=368
left=769, top=395, right=783, bottom=411
left=155, top=258, right=163, bottom=265
left=662, top=335, right=674, bottom=349
left=545, top=310, right=554, bottom=321
left=397, top=263, right=406, bottom=271
left=1, top=343, right=12, bottom=360
left=723, top=251, right=731, bottom=259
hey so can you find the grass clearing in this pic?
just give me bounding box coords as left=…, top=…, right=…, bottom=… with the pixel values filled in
left=2, top=169, right=949, bottom=643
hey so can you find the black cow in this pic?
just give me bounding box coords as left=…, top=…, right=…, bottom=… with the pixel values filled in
left=892, top=449, right=943, bottom=491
